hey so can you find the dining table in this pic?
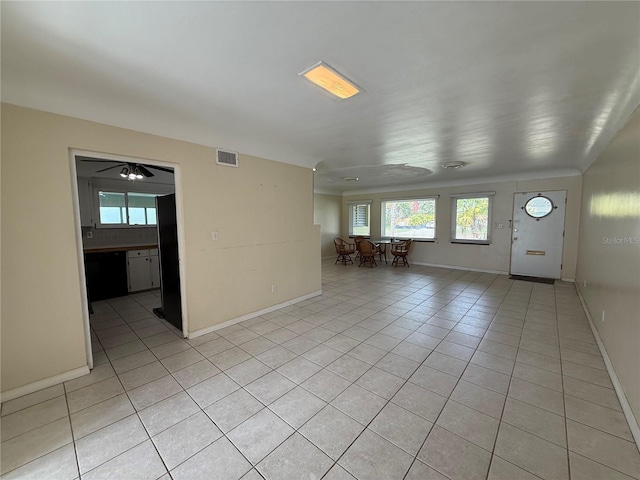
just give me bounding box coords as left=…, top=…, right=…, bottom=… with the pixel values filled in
left=370, top=239, right=391, bottom=264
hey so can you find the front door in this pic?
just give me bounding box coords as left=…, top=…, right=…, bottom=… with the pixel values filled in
left=510, top=190, right=566, bottom=279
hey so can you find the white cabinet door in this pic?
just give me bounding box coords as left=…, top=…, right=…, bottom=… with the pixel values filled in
left=128, top=256, right=151, bottom=292
left=149, top=255, right=161, bottom=289
left=77, top=177, right=93, bottom=226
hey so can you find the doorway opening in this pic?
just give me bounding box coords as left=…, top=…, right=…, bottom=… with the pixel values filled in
left=70, top=150, right=188, bottom=369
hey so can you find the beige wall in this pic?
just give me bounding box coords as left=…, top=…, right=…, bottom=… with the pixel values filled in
left=1, top=104, right=321, bottom=393
left=314, top=193, right=342, bottom=258
left=576, top=108, right=640, bottom=422
left=342, top=175, right=582, bottom=278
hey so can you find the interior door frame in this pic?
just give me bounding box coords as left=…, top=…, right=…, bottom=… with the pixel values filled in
left=508, top=189, right=567, bottom=279
left=69, top=149, right=190, bottom=370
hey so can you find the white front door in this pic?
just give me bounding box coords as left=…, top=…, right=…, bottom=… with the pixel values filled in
left=510, top=190, right=567, bottom=279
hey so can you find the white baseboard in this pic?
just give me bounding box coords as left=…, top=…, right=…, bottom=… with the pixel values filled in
left=188, top=290, right=323, bottom=339
left=575, top=284, right=640, bottom=450
left=411, top=261, right=509, bottom=275
left=0, top=366, right=90, bottom=404
left=561, top=277, right=576, bottom=283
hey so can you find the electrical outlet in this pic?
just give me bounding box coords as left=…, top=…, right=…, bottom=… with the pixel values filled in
left=601, top=310, right=605, bottom=322
left=212, top=231, right=219, bottom=241
left=271, top=284, right=277, bottom=293
left=87, top=231, right=93, bottom=239
left=498, top=223, right=504, bottom=229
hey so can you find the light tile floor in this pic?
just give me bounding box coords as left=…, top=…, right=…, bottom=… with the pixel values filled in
left=2, top=260, right=639, bottom=479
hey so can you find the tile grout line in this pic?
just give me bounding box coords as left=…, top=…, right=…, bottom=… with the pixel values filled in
left=222, top=269, right=492, bottom=477
left=408, top=278, right=530, bottom=480
left=4, top=266, right=633, bottom=480
left=86, top=304, right=172, bottom=479
left=323, top=272, right=483, bottom=478
left=556, top=284, right=573, bottom=480
left=319, top=274, right=513, bottom=479
left=65, top=380, right=82, bottom=479
left=483, top=279, right=532, bottom=480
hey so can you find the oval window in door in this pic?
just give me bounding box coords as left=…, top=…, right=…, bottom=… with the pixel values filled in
left=524, top=196, right=554, bottom=219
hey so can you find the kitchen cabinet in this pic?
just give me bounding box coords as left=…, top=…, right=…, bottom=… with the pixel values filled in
left=127, top=248, right=160, bottom=292
left=85, top=251, right=128, bottom=301
left=150, top=249, right=161, bottom=288
left=77, top=177, right=94, bottom=227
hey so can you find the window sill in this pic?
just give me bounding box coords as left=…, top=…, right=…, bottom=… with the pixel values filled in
left=451, top=240, right=491, bottom=245
left=388, top=237, right=435, bottom=242
left=94, top=224, right=157, bottom=230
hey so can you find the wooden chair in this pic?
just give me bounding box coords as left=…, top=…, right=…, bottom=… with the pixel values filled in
left=391, top=239, right=413, bottom=267
left=353, top=236, right=367, bottom=260
left=358, top=240, right=378, bottom=268
left=334, top=238, right=356, bottom=266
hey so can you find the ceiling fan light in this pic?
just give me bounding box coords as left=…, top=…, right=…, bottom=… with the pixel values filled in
left=120, top=167, right=129, bottom=178
left=128, top=172, right=137, bottom=180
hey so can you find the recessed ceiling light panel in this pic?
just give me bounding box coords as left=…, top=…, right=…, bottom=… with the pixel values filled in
left=300, top=61, right=361, bottom=99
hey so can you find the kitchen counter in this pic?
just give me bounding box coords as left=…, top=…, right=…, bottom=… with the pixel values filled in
left=84, top=244, right=158, bottom=253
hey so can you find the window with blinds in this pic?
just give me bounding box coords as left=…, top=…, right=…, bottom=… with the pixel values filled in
left=349, top=202, right=371, bottom=236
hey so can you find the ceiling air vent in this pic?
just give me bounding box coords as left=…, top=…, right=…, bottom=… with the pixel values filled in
left=216, top=149, right=239, bottom=167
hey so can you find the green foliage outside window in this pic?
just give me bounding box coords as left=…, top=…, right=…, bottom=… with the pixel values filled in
left=383, top=199, right=436, bottom=239
left=455, top=197, right=489, bottom=240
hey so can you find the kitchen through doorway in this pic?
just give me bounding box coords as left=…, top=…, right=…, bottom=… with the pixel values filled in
left=71, top=150, right=187, bottom=369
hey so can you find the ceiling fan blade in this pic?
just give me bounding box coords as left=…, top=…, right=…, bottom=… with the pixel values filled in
left=95, top=164, right=124, bottom=173
left=79, top=158, right=115, bottom=163
left=137, top=165, right=155, bottom=177
left=147, top=165, right=174, bottom=174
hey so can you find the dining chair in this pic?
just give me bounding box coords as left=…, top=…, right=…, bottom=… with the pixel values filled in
left=358, top=240, right=378, bottom=268
left=353, top=236, right=367, bottom=260
left=334, top=238, right=356, bottom=266
left=390, top=239, right=412, bottom=267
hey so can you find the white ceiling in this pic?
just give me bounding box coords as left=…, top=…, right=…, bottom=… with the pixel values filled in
left=2, top=2, right=639, bottom=193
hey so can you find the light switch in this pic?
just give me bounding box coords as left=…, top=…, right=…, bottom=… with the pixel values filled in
left=212, top=231, right=219, bottom=241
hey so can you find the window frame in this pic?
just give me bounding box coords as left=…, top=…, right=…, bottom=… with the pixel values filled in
left=348, top=201, right=372, bottom=237
left=380, top=197, right=438, bottom=241
left=450, top=192, right=494, bottom=245
left=92, top=178, right=173, bottom=229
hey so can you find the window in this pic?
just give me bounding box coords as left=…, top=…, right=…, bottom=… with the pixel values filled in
left=524, top=196, right=553, bottom=219
left=127, top=193, right=159, bottom=225
left=98, top=192, right=127, bottom=224
left=348, top=202, right=371, bottom=236
left=98, top=191, right=160, bottom=226
left=382, top=198, right=436, bottom=240
left=451, top=194, right=493, bottom=243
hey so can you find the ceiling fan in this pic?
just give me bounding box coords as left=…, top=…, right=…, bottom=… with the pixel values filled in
left=80, top=158, right=174, bottom=179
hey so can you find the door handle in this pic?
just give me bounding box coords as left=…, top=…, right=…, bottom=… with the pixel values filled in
left=513, top=237, right=518, bottom=241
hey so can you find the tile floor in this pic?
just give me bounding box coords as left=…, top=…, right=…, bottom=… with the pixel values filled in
left=2, top=260, right=639, bottom=479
